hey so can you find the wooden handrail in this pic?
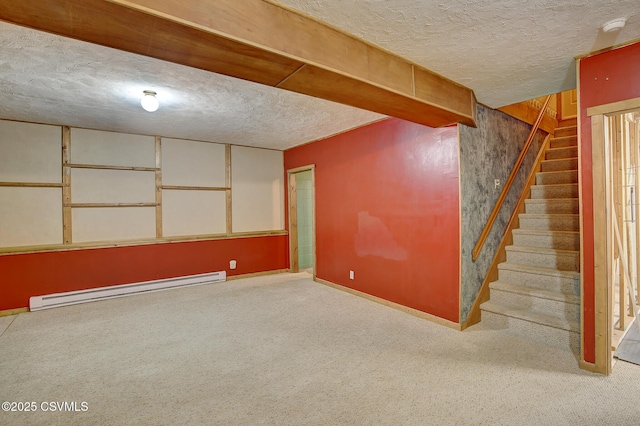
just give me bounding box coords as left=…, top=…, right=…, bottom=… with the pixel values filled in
left=463, top=134, right=551, bottom=328
left=472, top=95, right=552, bottom=261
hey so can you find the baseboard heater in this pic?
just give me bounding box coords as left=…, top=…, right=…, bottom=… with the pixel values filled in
left=29, top=271, right=226, bottom=311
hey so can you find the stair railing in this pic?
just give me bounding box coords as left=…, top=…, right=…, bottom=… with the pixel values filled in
left=472, top=95, right=552, bottom=261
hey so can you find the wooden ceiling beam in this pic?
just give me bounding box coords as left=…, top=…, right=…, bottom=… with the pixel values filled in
left=0, top=0, right=477, bottom=128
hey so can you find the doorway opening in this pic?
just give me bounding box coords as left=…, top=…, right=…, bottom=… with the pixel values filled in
left=287, top=165, right=316, bottom=278
left=590, top=99, right=640, bottom=374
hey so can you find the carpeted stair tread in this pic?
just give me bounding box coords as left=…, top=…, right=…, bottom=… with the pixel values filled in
left=558, top=117, right=577, bottom=126
left=498, top=262, right=580, bottom=279
left=519, top=212, right=579, bottom=218
left=512, top=228, right=579, bottom=237
left=546, top=146, right=578, bottom=160
left=505, top=245, right=579, bottom=271
left=497, top=263, right=581, bottom=294
left=535, top=170, right=578, bottom=185
left=524, top=198, right=579, bottom=214
left=511, top=229, right=580, bottom=250
left=554, top=125, right=577, bottom=138
left=540, top=157, right=578, bottom=172
left=480, top=301, right=579, bottom=332
left=490, top=281, right=580, bottom=305
left=518, top=213, right=580, bottom=231
left=506, top=245, right=579, bottom=255
left=530, top=183, right=579, bottom=199
left=549, top=136, right=577, bottom=149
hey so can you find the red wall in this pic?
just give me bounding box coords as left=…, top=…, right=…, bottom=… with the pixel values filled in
left=0, top=236, right=288, bottom=311
left=579, top=41, right=640, bottom=363
left=285, top=118, right=461, bottom=322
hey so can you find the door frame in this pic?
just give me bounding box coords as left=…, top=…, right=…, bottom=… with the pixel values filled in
left=588, top=96, right=640, bottom=375
left=287, top=165, right=316, bottom=278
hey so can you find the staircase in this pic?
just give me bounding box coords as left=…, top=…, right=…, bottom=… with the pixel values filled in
left=480, top=118, right=580, bottom=353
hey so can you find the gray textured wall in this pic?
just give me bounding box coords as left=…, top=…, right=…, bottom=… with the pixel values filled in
left=459, top=105, right=546, bottom=322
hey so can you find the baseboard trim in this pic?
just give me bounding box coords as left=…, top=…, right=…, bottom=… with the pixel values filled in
left=0, top=307, right=28, bottom=317
left=227, top=269, right=289, bottom=281
left=314, top=277, right=462, bottom=330
left=579, top=360, right=603, bottom=374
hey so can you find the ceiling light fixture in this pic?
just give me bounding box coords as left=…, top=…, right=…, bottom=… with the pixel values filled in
left=602, top=18, right=626, bottom=33
left=141, top=90, right=159, bottom=112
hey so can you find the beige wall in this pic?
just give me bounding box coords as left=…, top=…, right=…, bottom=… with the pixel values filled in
left=0, top=119, right=285, bottom=249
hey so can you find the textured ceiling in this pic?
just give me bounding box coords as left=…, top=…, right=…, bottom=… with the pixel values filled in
left=0, top=1, right=639, bottom=149
left=0, top=22, right=384, bottom=150
left=276, top=0, right=640, bottom=108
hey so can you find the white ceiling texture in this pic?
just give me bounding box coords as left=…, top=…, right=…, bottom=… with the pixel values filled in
left=0, top=1, right=638, bottom=150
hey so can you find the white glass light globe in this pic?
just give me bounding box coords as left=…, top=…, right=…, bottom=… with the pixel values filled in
left=141, top=91, right=159, bottom=112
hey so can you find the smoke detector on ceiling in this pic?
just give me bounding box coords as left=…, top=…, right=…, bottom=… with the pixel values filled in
left=602, top=18, right=626, bottom=33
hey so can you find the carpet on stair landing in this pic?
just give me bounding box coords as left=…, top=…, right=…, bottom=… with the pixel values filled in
left=614, top=321, right=640, bottom=366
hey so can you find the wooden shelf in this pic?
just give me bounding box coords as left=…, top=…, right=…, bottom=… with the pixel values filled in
left=162, top=185, right=230, bottom=191
left=67, top=202, right=158, bottom=208
left=0, top=182, right=63, bottom=188
left=68, top=163, right=158, bottom=172
left=0, top=230, right=288, bottom=256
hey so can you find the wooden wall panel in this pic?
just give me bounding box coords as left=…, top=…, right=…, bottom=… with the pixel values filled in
left=232, top=146, right=284, bottom=232
left=0, top=120, right=61, bottom=183
left=71, top=169, right=156, bottom=203
left=161, top=138, right=226, bottom=187
left=72, top=207, right=156, bottom=242
left=0, top=187, right=62, bottom=247
left=162, top=190, right=226, bottom=237
left=70, top=128, right=155, bottom=167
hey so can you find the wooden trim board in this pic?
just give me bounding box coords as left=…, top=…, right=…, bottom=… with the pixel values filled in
left=0, top=182, right=64, bottom=188
left=498, top=100, right=558, bottom=134
left=227, top=269, right=289, bottom=281
left=591, top=113, right=612, bottom=375
left=155, top=136, right=163, bottom=238
left=587, top=98, right=640, bottom=117
left=288, top=172, right=298, bottom=273
left=578, top=360, right=600, bottom=373
left=0, top=0, right=476, bottom=128
left=62, top=126, right=72, bottom=244
left=68, top=163, right=158, bottom=172
left=577, top=61, right=586, bottom=368
left=314, top=277, right=462, bottom=330
left=0, top=307, right=29, bottom=317
left=0, top=230, right=288, bottom=256
left=287, top=164, right=316, bottom=276
left=68, top=202, right=158, bottom=208
left=161, top=185, right=229, bottom=191
left=225, top=144, right=232, bottom=235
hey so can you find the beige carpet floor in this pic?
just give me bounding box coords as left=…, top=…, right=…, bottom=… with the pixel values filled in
left=1, top=272, right=639, bottom=425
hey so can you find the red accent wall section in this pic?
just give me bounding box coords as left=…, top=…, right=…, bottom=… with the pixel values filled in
left=579, top=41, right=640, bottom=363
left=285, top=118, right=461, bottom=322
left=0, top=236, right=288, bottom=311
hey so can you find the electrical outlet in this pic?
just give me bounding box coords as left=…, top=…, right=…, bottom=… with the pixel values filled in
left=494, top=179, right=500, bottom=190
left=349, top=270, right=354, bottom=280
left=230, top=260, right=237, bottom=270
